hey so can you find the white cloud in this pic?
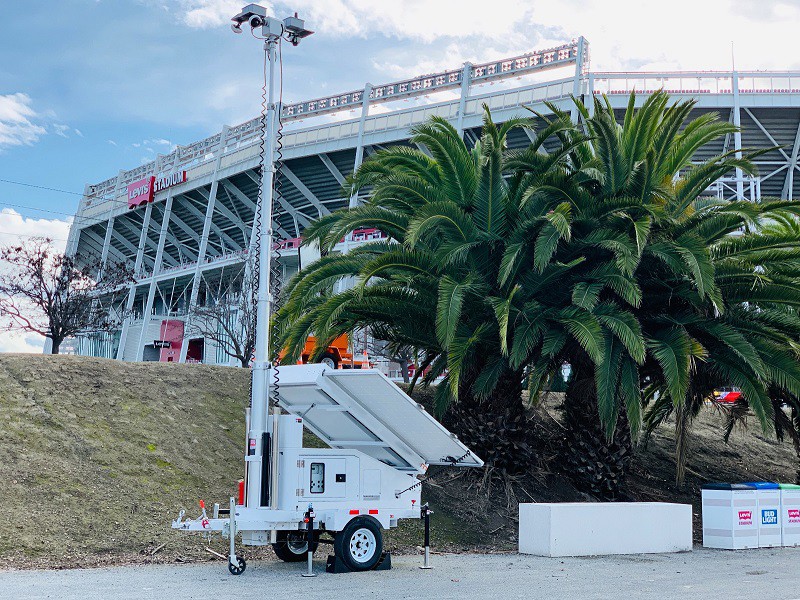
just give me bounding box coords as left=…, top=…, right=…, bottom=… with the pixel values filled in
left=0, top=331, right=46, bottom=354
left=179, top=0, right=245, bottom=28
left=0, top=93, right=47, bottom=150
left=53, top=123, right=71, bottom=138
left=74, top=128, right=83, bottom=137
left=175, top=0, right=800, bottom=73
left=107, top=139, right=117, bottom=146
left=0, top=208, right=71, bottom=250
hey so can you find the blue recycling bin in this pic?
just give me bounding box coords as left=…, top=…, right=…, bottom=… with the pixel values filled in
left=743, top=482, right=781, bottom=547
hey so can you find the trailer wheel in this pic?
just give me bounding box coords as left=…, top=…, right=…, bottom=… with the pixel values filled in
left=318, top=352, right=338, bottom=370
left=272, top=530, right=319, bottom=562
left=334, top=517, right=383, bottom=571
left=228, top=555, right=246, bottom=575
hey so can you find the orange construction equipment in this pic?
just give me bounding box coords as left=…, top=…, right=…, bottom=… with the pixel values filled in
left=297, top=334, right=370, bottom=370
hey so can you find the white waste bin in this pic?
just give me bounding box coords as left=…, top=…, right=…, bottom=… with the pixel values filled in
left=780, top=483, right=800, bottom=547
left=744, top=482, right=780, bottom=548
left=702, top=483, right=758, bottom=549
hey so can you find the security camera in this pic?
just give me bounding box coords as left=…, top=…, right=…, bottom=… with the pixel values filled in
left=231, top=4, right=267, bottom=27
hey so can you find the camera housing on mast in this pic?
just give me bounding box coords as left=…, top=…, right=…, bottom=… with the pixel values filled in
left=230, top=3, right=266, bottom=33
left=283, top=13, right=313, bottom=46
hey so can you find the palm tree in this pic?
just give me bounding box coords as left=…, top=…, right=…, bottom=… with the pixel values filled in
left=274, top=108, right=634, bottom=471
left=569, top=93, right=800, bottom=489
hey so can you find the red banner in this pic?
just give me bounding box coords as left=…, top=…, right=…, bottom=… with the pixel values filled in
left=127, top=176, right=155, bottom=209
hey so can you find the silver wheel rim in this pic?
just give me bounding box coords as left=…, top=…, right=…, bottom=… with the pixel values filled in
left=349, top=528, right=377, bottom=563
left=321, top=357, right=336, bottom=369
left=286, top=532, right=307, bottom=555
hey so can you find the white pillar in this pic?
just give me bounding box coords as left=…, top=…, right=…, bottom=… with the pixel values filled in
left=571, top=37, right=587, bottom=123
left=116, top=201, right=153, bottom=360
left=179, top=127, right=230, bottom=363
left=732, top=71, right=744, bottom=200
left=97, top=170, right=125, bottom=280
left=456, top=62, right=472, bottom=137
left=136, top=193, right=175, bottom=360
left=349, top=83, right=372, bottom=209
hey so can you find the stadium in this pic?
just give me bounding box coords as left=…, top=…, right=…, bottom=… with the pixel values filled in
left=66, top=37, right=800, bottom=365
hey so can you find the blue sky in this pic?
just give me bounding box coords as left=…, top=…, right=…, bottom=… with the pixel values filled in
left=1, top=0, right=799, bottom=351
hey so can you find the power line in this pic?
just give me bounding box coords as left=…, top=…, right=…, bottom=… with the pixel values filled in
left=0, top=201, right=76, bottom=218
left=0, top=230, right=69, bottom=242
left=0, top=178, right=83, bottom=196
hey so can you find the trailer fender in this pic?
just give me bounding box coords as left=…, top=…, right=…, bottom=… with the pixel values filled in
left=335, top=512, right=388, bottom=532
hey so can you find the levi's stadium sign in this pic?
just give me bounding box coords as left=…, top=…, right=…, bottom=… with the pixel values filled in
left=127, top=171, right=187, bottom=209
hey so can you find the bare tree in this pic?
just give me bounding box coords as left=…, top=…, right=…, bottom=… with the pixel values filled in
left=185, top=265, right=256, bottom=367
left=0, top=237, right=133, bottom=354
left=368, top=336, right=414, bottom=383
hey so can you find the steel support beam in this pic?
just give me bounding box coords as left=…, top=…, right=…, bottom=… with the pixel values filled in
left=783, top=119, right=800, bottom=200
left=456, top=62, right=472, bottom=136
left=136, top=191, right=175, bottom=360
left=732, top=72, right=744, bottom=200
left=181, top=196, right=236, bottom=252
left=349, top=83, right=372, bottom=209
left=118, top=217, right=178, bottom=268
left=318, top=154, right=346, bottom=185
left=281, top=165, right=331, bottom=217
left=180, top=128, right=229, bottom=363
left=116, top=201, right=153, bottom=360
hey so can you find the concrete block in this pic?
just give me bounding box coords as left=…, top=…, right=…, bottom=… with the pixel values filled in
left=518, top=502, right=692, bottom=557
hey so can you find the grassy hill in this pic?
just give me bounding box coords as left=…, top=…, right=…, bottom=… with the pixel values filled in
left=0, top=354, right=797, bottom=569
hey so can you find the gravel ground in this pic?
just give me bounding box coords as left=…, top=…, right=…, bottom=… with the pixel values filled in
left=3, top=548, right=800, bottom=600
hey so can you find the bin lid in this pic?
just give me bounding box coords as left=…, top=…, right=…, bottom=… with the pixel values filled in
left=273, top=365, right=484, bottom=471
left=779, top=483, right=800, bottom=489
left=702, top=482, right=757, bottom=490
left=742, top=482, right=779, bottom=489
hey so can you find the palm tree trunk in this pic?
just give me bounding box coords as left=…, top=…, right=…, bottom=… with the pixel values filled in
left=674, top=404, right=691, bottom=489
left=561, top=357, right=633, bottom=500
left=444, top=366, right=529, bottom=473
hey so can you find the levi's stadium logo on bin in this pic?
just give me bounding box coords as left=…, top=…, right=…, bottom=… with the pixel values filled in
left=762, top=509, right=778, bottom=525
left=789, top=509, right=800, bottom=524
left=738, top=510, right=753, bottom=525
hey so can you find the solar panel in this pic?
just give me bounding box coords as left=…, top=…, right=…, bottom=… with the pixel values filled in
left=274, top=365, right=483, bottom=471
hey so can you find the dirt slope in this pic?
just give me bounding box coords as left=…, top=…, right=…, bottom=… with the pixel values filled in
left=0, top=354, right=250, bottom=569
left=0, top=354, right=797, bottom=569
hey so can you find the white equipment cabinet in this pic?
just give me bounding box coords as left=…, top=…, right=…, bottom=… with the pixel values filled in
left=172, top=365, right=482, bottom=572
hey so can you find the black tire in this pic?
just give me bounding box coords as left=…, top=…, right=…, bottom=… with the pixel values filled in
left=228, top=555, right=246, bottom=575
left=318, top=352, right=339, bottom=370
left=272, top=530, right=319, bottom=562
left=333, top=517, right=383, bottom=571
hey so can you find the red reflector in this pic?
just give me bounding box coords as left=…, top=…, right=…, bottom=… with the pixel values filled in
left=349, top=509, right=359, bottom=515
left=369, top=509, right=378, bottom=515
left=303, top=518, right=309, bottom=523
left=199, top=500, right=205, bottom=509
left=237, top=480, right=245, bottom=505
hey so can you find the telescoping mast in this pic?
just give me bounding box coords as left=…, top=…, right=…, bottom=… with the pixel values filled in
left=171, top=4, right=483, bottom=575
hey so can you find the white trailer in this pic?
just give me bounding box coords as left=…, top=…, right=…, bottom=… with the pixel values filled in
left=172, top=364, right=482, bottom=573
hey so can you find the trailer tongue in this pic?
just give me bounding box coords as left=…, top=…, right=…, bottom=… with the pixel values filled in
left=172, top=365, right=482, bottom=573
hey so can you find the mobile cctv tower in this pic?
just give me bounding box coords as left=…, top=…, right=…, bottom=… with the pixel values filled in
left=171, top=4, right=483, bottom=575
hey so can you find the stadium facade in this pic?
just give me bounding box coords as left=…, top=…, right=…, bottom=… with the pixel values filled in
left=67, top=38, right=800, bottom=364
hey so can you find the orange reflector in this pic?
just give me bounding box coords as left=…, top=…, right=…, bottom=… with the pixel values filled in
left=369, top=509, right=378, bottom=515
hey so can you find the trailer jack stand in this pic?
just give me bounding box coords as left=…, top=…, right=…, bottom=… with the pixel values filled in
left=301, top=506, right=317, bottom=578
left=227, top=497, right=247, bottom=575
left=420, top=503, right=433, bottom=570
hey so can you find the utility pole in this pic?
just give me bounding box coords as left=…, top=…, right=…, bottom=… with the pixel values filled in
left=230, top=3, right=313, bottom=524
